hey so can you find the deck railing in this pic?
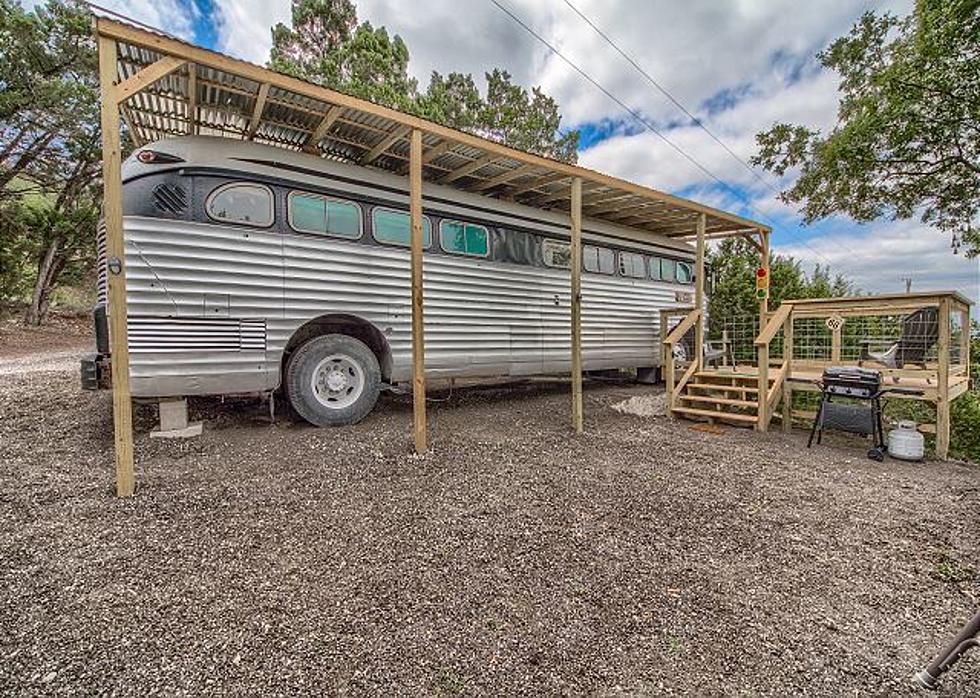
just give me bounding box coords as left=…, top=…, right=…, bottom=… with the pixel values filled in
left=660, top=306, right=701, bottom=414
left=662, top=291, right=972, bottom=458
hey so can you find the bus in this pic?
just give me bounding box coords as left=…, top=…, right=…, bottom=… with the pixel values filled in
left=82, top=136, right=697, bottom=426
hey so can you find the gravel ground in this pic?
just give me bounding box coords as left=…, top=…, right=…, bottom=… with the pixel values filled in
left=1, top=342, right=979, bottom=696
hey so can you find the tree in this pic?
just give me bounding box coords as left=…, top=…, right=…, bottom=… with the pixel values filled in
left=752, top=0, right=980, bottom=255
left=706, top=238, right=853, bottom=338
left=270, top=0, right=579, bottom=162
left=0, top=0, right=102, bottom=325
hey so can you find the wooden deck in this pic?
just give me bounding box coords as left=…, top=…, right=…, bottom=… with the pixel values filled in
left=663, top=291, right=973, bottom=458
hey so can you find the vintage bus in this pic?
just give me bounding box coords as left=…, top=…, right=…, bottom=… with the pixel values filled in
left=82, top=136, right=697, bottom=426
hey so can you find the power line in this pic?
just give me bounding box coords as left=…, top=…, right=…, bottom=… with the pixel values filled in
left=560, top=0, right=779, bottom=196
left=487, top=0, right=853, bottom=276
left=486, top=0, right=740, bottom=198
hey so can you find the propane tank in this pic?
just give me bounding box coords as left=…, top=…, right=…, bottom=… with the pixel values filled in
left=888, top=420, right=925, bottom=461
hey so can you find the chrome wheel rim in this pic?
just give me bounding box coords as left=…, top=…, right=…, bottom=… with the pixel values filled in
left=311, top=354, right=365, bottom=409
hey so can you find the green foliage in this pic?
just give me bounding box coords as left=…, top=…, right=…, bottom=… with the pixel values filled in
left=753, top=0, right=980, bottom=254
left=705, top=237, right=854, bottom=337
left=0, top=0, right=102, bottom=323
left=270, top=0, right=579, bottom=162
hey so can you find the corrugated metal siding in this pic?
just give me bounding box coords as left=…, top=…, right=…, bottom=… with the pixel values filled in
left=121, top=216, right=686, bottom=396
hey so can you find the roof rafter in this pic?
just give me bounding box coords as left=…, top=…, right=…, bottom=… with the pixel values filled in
left=303, top=104, right=344, bottom=153
left=113, top=55, right=186, bottom=104
left=508, top=172, right=569, bottom=198
left=440, top=153, right=497, bottom=184
left=245, top=82, right=270, bottom=140
left=361, top=124, right=411, bottom=165
left=468, top=164, right=539, bottom=193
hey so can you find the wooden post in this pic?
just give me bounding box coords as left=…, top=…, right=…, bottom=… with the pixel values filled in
left=570, top=177, right=583, bottom=434
left=782, top=308, right=793, bottom=433
left=694, top=213, right=706, bottom=371
left=936, top=298, right=951, bottom=459
left=960, top=305, right=971, bottom=373
left=409, top=129, right=427, bottom=453
left=757, top=229, right=770, bottom=432
left=98, top=36, right=135, bottom=497
left=831, top=324, right=842, bottom=363
left=722, top=328, right=729, bottom=367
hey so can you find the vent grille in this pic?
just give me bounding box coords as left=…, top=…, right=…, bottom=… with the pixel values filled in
left=152, top=183, right=187, bottom=214
left=128, top=317, right=267, bottom=353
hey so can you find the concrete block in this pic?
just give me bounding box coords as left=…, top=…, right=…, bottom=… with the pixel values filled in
left=151, top=397, right=203, bottom=439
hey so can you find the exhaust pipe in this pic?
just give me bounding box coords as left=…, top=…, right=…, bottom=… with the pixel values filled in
left=915, top=609, right=980, bottom=689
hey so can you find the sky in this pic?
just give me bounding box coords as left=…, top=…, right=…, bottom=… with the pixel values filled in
left=81, top=0, right=978, bottom=302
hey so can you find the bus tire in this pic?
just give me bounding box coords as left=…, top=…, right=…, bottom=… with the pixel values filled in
left=286, top=334, right=381, bottom=426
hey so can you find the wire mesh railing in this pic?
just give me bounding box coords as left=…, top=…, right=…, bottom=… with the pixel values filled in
left=716, top=308, right=962, bottom=367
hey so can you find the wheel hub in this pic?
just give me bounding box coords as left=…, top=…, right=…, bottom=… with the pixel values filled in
left=325, top=368, right=348, bottom=392
left=310, top=353, right=365, bottom=410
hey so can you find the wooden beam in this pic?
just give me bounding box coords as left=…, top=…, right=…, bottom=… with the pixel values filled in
left=245, top=82, right=270, bottom=141
left=587, top=196, right=652, bottom=217
left=113, top=55, right=186, bottom=104
left=570, top=177, right=583, bottom=434
left=756, top=228, right=770, bottom=433
left=303, top=104, right=344, bottom=153
left=409, top=128, right=427, bottom=454
left=398, top=138, right=456, bottom=175
left=119, top=104, right=142, bottom=147
left=95, top=16, right=769, bottom=234
left=422, top=138, right=454, bottom=164
left=440, top=152, right=496, bottom=184
left=782, top=309, right=794, bottom=433
left=98, top=36, right=135, bottom=498
left=361, top=124, right=410, bottom=165
left=508, top=172, right=568, bottom=198
left=469, top=164, right=538, bottom=192
left=186, top=63, right=197, bottom=135
left=936, top=296, right=951, bottom=459
left=694, top=213, right=706, bottom=371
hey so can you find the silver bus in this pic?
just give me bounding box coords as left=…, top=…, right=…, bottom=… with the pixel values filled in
left=82, top=137, right=697, bottom=426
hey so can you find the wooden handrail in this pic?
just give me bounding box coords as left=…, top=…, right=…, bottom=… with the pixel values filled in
left=663, top=306, right=702, bottom=418
left=665, top=308, right=702, bottom=346
left=672, top=358, right=700, bottom=400
left=754, top=303, right=792, bottom=346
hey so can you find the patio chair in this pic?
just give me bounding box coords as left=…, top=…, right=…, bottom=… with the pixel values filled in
left=675, top=333, right=730, bottom=367
left=859, top=307, right=939, bottom=369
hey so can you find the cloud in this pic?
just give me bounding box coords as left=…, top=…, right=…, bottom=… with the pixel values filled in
left=777, top=219, right=980, bottom=303
left=89, top=0, right=199, bottom=41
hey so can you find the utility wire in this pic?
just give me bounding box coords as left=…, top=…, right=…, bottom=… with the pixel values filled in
left=560, top=0, right=780, bottom=196
left=488, top=0, right=855, bottom=277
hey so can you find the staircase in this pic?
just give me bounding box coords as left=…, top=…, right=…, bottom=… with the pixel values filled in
left=670, top=369, right=774, bottom=427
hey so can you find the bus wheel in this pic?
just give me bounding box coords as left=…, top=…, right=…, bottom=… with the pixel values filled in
left=286, top=334, right=381, bottom=426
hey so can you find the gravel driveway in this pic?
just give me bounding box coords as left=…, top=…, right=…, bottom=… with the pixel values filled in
left=1, top=347, right=978, bottom=696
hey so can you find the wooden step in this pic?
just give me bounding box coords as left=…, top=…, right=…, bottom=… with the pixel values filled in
left=686, top=382, right=759, bottom=394
left=671, top=406, right=758, bottom=424
left=678, top=394, right=758, bottom=409
left=695, top=371, right=773, bottom=383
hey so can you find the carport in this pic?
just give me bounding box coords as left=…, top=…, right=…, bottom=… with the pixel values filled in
left=93, top=15, right=770, bottom=496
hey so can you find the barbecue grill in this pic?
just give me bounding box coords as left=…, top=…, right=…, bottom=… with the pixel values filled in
left=801, top=367, right=923, bottom=461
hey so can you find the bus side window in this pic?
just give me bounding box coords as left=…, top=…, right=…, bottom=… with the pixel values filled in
left=440, top=220, right=489, bottom=257
left=372, top=207, right=431, bottom=247
left=676, top=261, right=693, bottom=284
left=659, top=258, right=677, bottom=283
left=583, top=245, right=615, bottom=274
left=288, top=191, right=362, bottom=238
left=542, top=239, right=571, bottom=269
left=206, top=182, right=274, bottom=227
left=619, top=251, right=646, bottom=278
